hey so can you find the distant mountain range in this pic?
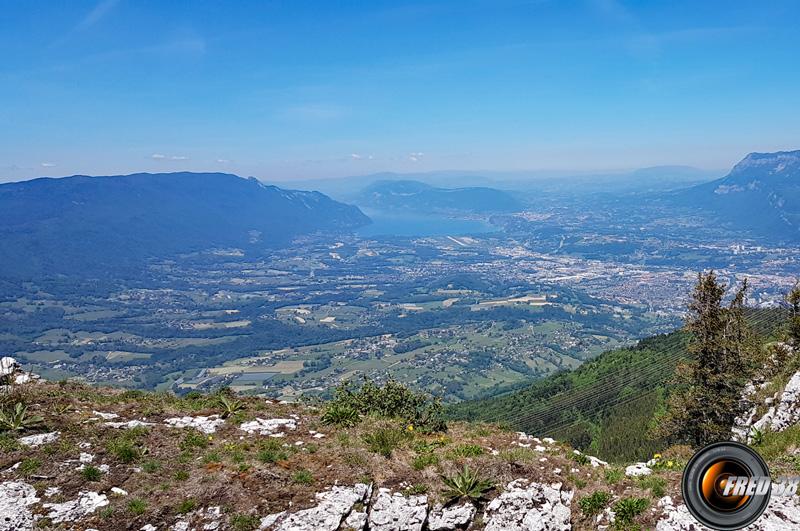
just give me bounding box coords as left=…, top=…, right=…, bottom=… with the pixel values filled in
left=0, top=172, right=369, bottom=277
left=276, top=166, right=722, bottom=199
left=671, top=150, right=800, bottom=242
left=356, top=180, right=523, bottom=214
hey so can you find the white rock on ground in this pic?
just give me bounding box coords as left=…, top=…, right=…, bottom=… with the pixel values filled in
left=732, top=381, right=759, bottom=442
left=0, top=481, right=40, bottom=531
left=767, top=371, right=800, bottom=432
left=239, top=418, right=297, bottom=436
left=171, top=506, right=222, bottom=531
left=18, top=431, right=59, bottom=447
left=164, top=415, right=226, bottom=434
left=368, top=489, right=428, bottom=531
left=103, top=420, right=154, bottom=429
left=427, top=502, right=476, bottom=530
left=0, top=357, right=19, bottom=377
left=343, top=508, right=368, bottom=531
left=574, top=449, right=608, bottom=467
left=483, top=479, right=573, bottom=531
left=656, top=494, right=800, bottom=530
left=92, top=411, right=120, bottom=420
left=260, top=483, right=371, bottom=531
left=43, top=491, right=109, bottom=524
left=14, top=374, right=32, bottom=384
left=625, top=463, right=652, bottom=477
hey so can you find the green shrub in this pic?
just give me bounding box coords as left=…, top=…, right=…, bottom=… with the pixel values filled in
left=141, top=459, right=161, bottom=473
left=174, top=469, right=190, bottom=481
left=579, top=491, right=612, bottom=516
left=321, top=403, right=361, bottom=427
left=328, top=378, right=446, bottom=432
left=230, top=513, right=260, bottom=531
left=257, top=440, right=289, bottom=464
left=180, top=430, right=210, bottom=451
left=363, top=427, right=407, bottom=458
left=447, top=444, right=484, bottom=459
left=613, top=497, right=649, bottom=524
left=412, top=453, right=439, bottom=470
left=441, top=465, right=494, bottom=504
left=0, top=433, right=21, bottom=452
left=128, top=498, right=147, bottom=515
left=216, top=395, right=245, bottom=419
left=203, top=451, right=222, bottom=464
left=108, top=438, right=144, bottom=464
left=81, top=465, right=102, bottom=482
left=604, top=467, right=624, bottom=485
left=637, top=475, right=667, bottom=498
left=292, top=469, right=314, bottom=485
left=19, top=458, right=41, bottom=476
left=571, top=452, right=590, bottom=466
left=177, top=499, right=197, bottom=514
left=184, top=390, right=204, bottom=401
left=0, top=402, right=44, bottom=432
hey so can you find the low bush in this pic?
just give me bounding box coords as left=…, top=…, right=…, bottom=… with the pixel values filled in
left=578, top=490, right=612, bottom=516
left=321, top=403, right=360, bottom=427
left=613, top=497, right=649, bottom=524
left=257, top=440, right=290, bottom=463
left=363, top=426, right=408, bottom=458
left=440, top=465, right=494, bottom=504
left=328, top=378, right=446, bottom=432
left=81, top=465, right=102, bottom=482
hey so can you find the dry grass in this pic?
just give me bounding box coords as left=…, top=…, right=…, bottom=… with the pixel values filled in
left=0, top=381, right=703, bottom=530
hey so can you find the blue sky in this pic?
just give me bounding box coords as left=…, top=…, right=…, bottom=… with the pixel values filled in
left=1, top=0, right=799, bottom=182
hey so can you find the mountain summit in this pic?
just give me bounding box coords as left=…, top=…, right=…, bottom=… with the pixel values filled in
left=674, top=150, right=800, bottom=241
left=0, top=172, right=370, bottom=277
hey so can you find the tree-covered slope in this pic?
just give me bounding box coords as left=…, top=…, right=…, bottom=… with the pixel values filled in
left=0, top=172, right=370, bottom=278
left=448, top=308, right=789, bottom=462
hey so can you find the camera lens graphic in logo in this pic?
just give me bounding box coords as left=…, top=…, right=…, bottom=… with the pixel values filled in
left=682, top=442, right=771, bottom=530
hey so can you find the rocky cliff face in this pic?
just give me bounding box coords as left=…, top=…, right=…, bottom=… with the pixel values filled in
left=2, top=358, right=800, bottom=530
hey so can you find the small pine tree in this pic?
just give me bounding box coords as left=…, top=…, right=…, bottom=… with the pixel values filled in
left=787, top=282, right=800, bottom=347
left=655, top=271, right=752, bottom=447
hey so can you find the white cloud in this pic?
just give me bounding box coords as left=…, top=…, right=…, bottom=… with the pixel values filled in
left=408, top=152, right=425, bottom=162
left=216, top=158, right=231, bottom=164
left=151, top=153, right=188, bottom=161
left=76, top=0, right=120, bottom=32
left=40, top=162, right=56, bottom=167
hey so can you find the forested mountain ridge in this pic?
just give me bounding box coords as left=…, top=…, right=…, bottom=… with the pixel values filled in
left=0, top=172, right=370, bottom=277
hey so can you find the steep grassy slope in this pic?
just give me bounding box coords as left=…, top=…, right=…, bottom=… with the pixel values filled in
left=449, top=308, right=789, bottom=462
